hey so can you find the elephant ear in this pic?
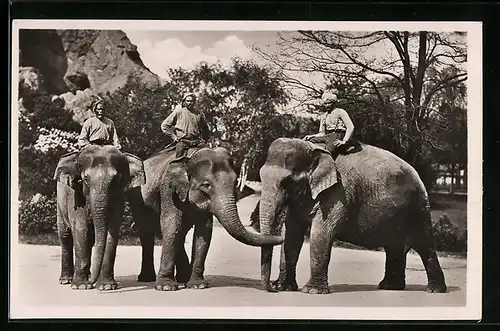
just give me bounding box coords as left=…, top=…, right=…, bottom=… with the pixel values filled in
left=123, top=152, right=146, bottom=190
left=168, top=156, right=190, bottom=202
left=308, top=147, right=338, bottom=200
left=53, top=151, right=80, bottom=187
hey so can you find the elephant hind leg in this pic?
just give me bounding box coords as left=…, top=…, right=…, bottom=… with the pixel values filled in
left=274, top=219, right=308, bottom=292
left=57, top=210, right=73, bottom=285
left=408, top=216, right=447, bottom=293
left=378, top=243, right=408, bottom=290
left=58, top=222, right=74, bottom=285
left=175, top=221, right=193, bottom=287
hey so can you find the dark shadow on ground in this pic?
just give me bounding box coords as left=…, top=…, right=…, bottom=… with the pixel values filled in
left=108, top=275, right=158, bottom=293
left=111, top=274, right=460, bottom=295
left=329, top=283, right=461, bottom=293
left=204, top=275, right=262, bottom=289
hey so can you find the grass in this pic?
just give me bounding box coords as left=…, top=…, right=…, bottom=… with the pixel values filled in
left=429, top=192, right=467, bottom=233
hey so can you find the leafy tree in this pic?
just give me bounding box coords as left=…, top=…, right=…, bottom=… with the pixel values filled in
left=255, top=30, right=467, bottom=189
left=104, top=59, right=291, bottom=179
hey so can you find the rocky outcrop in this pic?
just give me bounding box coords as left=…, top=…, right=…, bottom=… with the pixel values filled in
left=19, top=30, right=69, bottom=95
left=19, top=29, right=163, bottom=124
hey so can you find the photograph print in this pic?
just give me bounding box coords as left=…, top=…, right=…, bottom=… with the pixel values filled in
left=9, top=20, right=482, bottom=320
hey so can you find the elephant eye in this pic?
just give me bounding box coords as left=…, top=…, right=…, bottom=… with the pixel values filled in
left=199, top=182, right=211, bottom=191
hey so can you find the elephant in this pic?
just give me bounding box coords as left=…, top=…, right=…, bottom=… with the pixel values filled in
left=253, top=137, right=447, bottom=294
left=53, top=144, right=146, bottom=290
left=127, top=146, right=284, bottom=291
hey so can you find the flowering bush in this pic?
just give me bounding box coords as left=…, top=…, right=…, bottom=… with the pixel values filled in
left=34, top=127, right=80, bottom=153
left=18, top=194, right=57, bottom=235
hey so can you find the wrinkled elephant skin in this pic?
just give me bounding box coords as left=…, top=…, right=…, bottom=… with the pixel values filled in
left=54, top=145, right=145, bottom=291
left=127, top=147, right=283, bottom=292
left=253, top=138, right=447, bottom=294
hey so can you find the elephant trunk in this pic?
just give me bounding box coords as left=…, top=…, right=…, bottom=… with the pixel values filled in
left=88, top=190, right=109, bottom=285
left=212, top=196, right=283, bottom=247
left=259, top=187, right=285, bottom=292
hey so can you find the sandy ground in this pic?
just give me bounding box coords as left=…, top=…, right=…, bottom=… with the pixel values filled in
left=10, top=194, right=469, bottom=319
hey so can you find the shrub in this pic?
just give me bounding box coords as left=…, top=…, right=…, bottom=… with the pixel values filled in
left=18, top=194, right=57, bottom=235
left=18, top=147, right=68, bottom=199
left=431, top=213, right=467, bottom=253
left=18, top=194, right=141, bottom=239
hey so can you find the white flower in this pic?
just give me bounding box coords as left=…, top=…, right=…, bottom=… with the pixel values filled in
left=31, top=193, right=43, bottom=204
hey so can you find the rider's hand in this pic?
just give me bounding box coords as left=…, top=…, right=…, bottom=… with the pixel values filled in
left=303, top=135, right=314, bottom=141
left=333, top=140, right=346, bottom=147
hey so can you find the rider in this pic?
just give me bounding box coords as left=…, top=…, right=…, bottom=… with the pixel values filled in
left=78, top=98, right=122, bottom=150
left=304, top=92, right=355, bottom=157
left=160, top=93, right=210, bottom=158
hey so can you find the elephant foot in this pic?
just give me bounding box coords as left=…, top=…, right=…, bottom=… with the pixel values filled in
left=187, top=278, right=209, bottom=290
left=426, top=282, right=447, bottom=293
left=262, top=281, right=279, bottom=293
left=301, top=282, right=330, bottom=294
left=378, top=278, right=406, bottom=291
left=138, top=271, right=156, bottom=282
left=59, top=275, right=72, bottom=285
left=272, top=278, right=299, bottom=291
left=155, top=278, right=180, bottom=291
left=96, top=279, right=118, bottom=291
left=71, top=279, right=94, bottom=290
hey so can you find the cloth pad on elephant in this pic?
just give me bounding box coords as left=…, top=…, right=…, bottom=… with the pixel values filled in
left=170, top=146, right=201, bottom=163
left=304, top=140, right=331, bottom=155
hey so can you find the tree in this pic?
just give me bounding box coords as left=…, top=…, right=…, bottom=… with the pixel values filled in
left=104, top=59, right=292, bottom=180
left=254, top=30, right=467, bottom=189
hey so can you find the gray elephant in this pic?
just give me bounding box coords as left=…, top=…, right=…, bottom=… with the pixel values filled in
left=253, top=137, right=447, bottom=294
left=54, top=145, right=145, bottom=290
left=127, top=146, right=284, bottom=291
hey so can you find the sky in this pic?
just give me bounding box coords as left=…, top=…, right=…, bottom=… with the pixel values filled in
left=124, top=30, right=281, bottom=78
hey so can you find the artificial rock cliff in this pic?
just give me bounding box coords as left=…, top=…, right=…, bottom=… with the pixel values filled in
left=18, top=29, right=163, bottom=124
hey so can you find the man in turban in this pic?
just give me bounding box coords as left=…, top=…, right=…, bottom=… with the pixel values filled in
left=161, top=93, right=210, bottom=158
left=78, top=98, right=122, bottom=150
left=304, top=92, right=355, bottom=157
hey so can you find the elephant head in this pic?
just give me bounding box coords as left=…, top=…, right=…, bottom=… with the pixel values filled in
left=257, top=138, right=338, bottom=291
left=53, top=145, right=146, bottom=283
left=168, top=147, right=283, bottom=247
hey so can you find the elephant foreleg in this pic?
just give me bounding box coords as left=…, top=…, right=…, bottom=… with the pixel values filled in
left=71, top=216, right=94, bottom=290
left=155, top=209, right=183, bottom=291
left=378, top=243, right=409, bottom=290
left=302, top=208, right=340, bottom=295
left=186, top=215, right=213, bottom=289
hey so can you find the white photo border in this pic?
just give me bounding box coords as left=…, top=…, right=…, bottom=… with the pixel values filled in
left=9, top=19, right=483, bottom=321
